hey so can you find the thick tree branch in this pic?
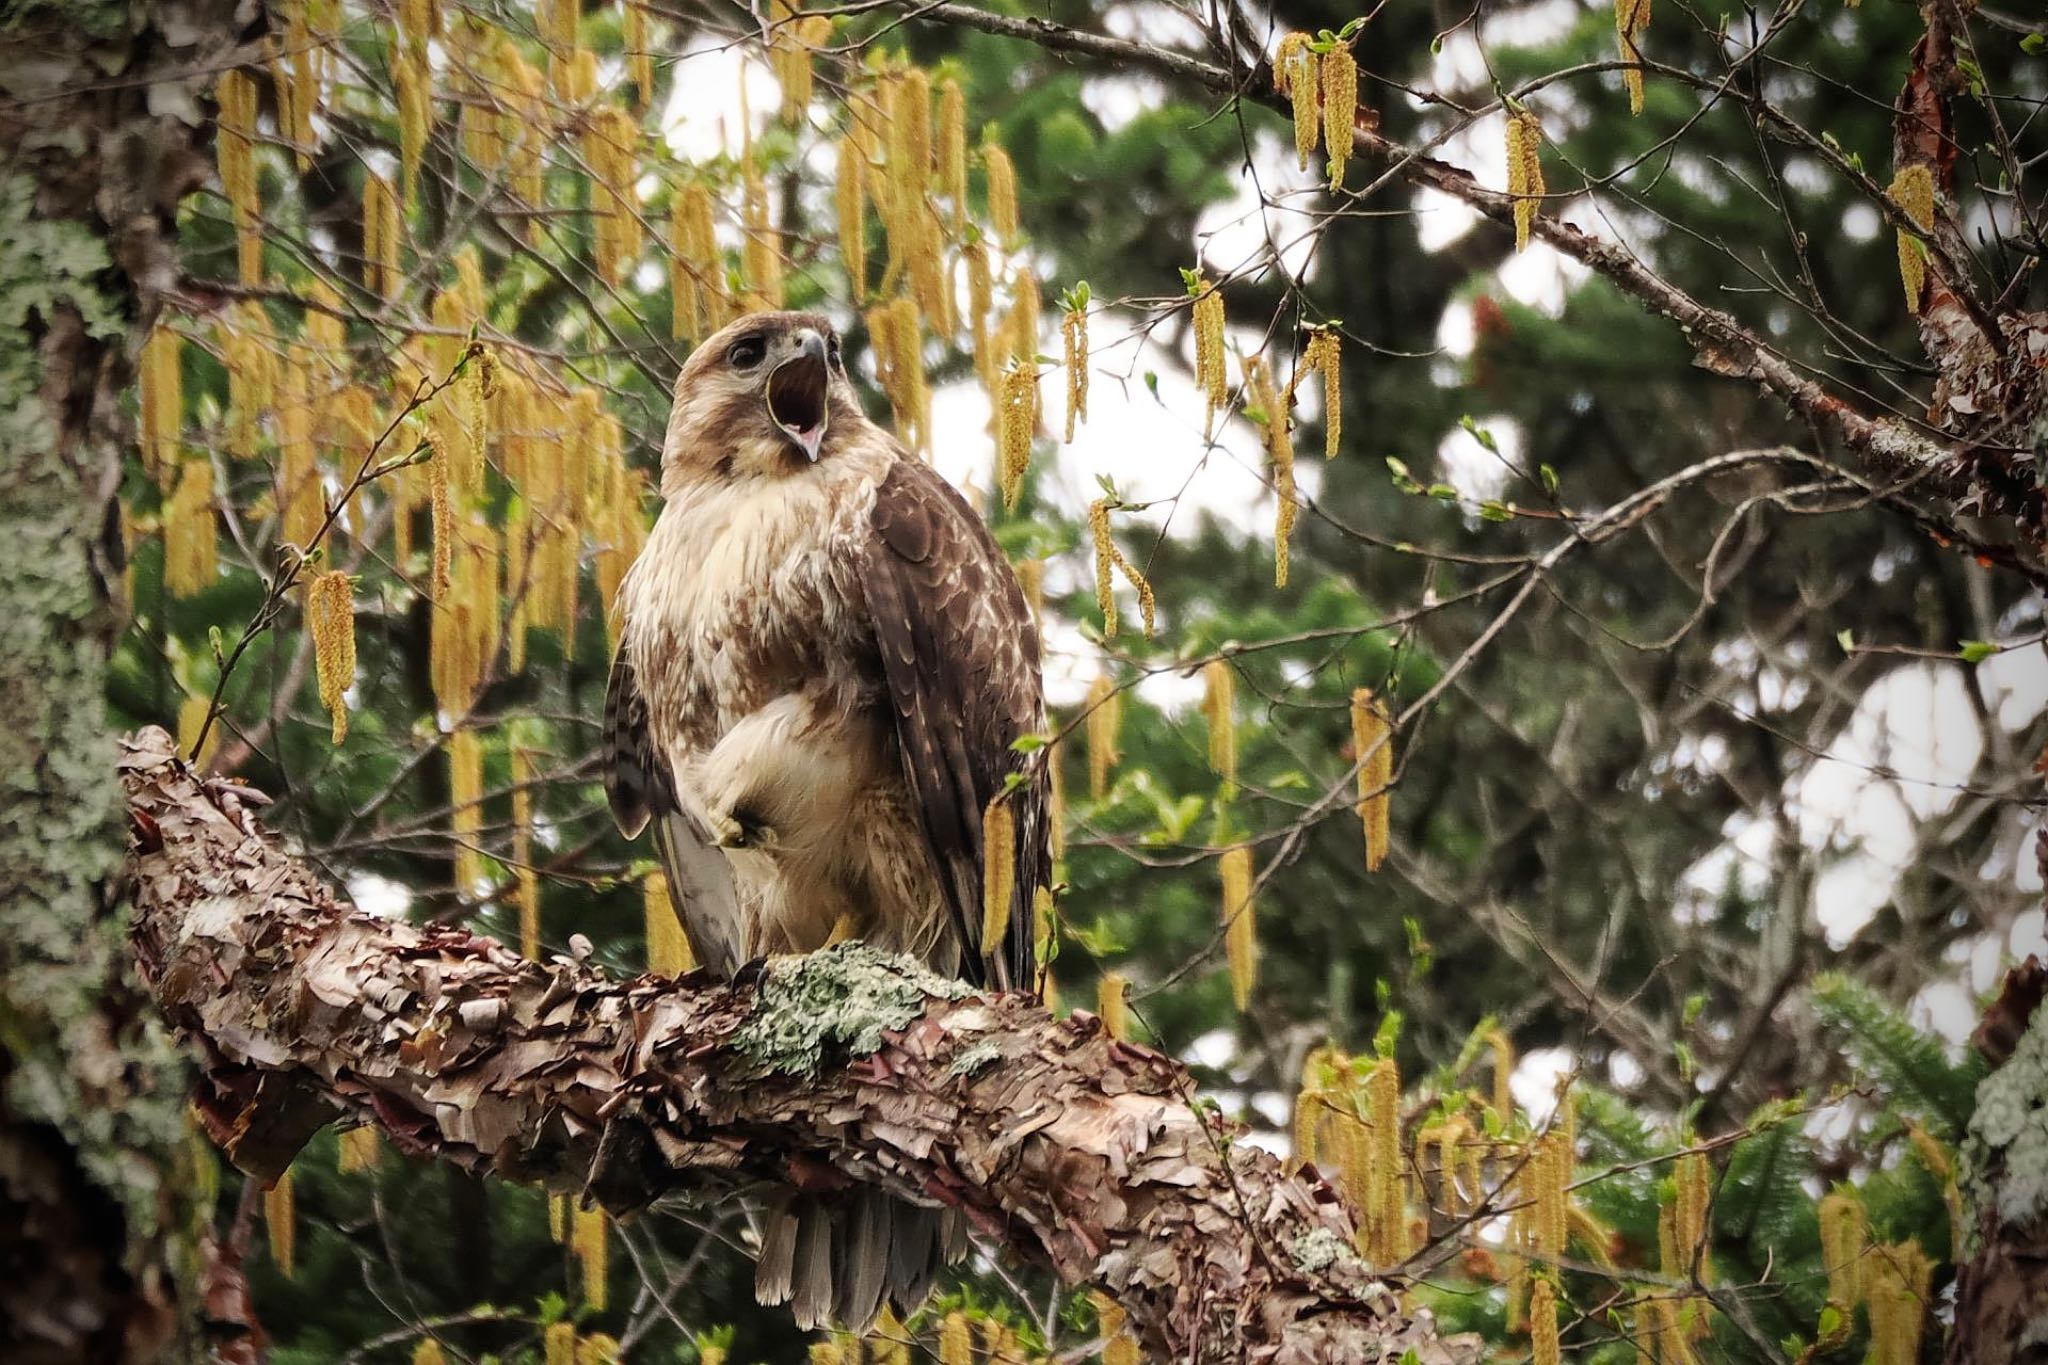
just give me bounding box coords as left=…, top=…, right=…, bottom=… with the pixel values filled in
left=880, top=2, right=1999, bottom=513
left=119, top=728, right=1478, bottom=1365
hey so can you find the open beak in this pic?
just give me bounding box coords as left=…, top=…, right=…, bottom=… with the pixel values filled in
left=766, top=331, right=830, bottom=462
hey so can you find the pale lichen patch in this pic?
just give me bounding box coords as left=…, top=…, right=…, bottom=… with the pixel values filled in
left=1963, top=1005, right=2048, bottom=1231
left=733, top=943, right=968, bottom=1076
left=948, top=1041, right=1000, bottom=1078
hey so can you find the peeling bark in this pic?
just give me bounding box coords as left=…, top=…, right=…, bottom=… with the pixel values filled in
left=0, top=2, right=259, bottom=1360
left=121, top=727, right=1478, bottom=1365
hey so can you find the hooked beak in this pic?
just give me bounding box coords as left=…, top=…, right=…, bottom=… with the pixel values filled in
left=766, top=330, right=830, bottom=462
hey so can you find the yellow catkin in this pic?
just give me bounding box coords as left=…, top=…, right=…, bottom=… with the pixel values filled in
left=585, top=107, right=636, bottom=288
left=1865, top=1241, right=1933, bottom=1365
left=1193, top=280, right=1226, bottom=416
left=966, top=238, right=995, bottom=389
left=1616, top=0, right=1652, bottom=115
left=741, top=163, right=784, bottom=310
left=1507, top=109, right=1545, bottom=253
left=1061, top=303, right=1088, bottom=442
left=140, top=325, right=183, bottom=483
left=998, top=358, right=1037, bottom=507
left=221, top=302, right=275, bottom=460
left=1300, top=328, right=1341, bottom=459
left=837, top=137, right=868, bottom=300
left=984, top=140, right=1018, bottom=249
left=1533, top=1130, right=1569, bottom=1258
left=1085, top=672, right=1121, bottom=799
left=937, top=1311, right=972, bottom=1365
left=1350, top=688, right=1393, bottom=871
left=338, top=1125, right=380, bottom=1173
left=1671, top=1149, right=1710, bottom=1285
left=505, top=49, right=547, bottom=239
left=427, top=431, right=453, bottom=592
left=1818, top=1189, right=1866, bottom=1308
left=1530, top=1277, right=1560, bottom=1365
left=364, top=171, right=400, bottom=299
left=164, top=458, right=217, bottom=599
left=1221, top=844, right=1255, bottom=1010
left=448, top=727, right=485, bottom=893
left=808, top=1344, right=842, bottom=1365
left=644, top=871, right=694, bottom=975
left=544, top=1322, right=577, bottom=1365
left=577, top=1337, right=621, bottom=1365
left=308, top=571, right=355, bottom=744
left=1365, top=1057, right=1403, bottom=1261
left=1274, top=33, right=1319, bottom=170
left=624, top=0, right=654, bottom=112
left=1087, top=498, right=1119, bottom=639
left=412, top=1340, right=447, bottom=1365
left=510, top=745, right=541, bottom=958
left=571, top=1204, right=608, bottom=1310
left=1092, top=1292, right=1138, bottom=1365
left=279, top=346, right=323, bottom=551
left=216, top=70, right=262, bottom=285
left=177, top=695, right=218, bottom=766
left=265, top=1169, right=297, bottom=1278
left=937, top=78, right=967, bottom=228
left=270, top=1, right=317, bottom=171
left=982, top=795, right=1016, bottom=951
left=1322, top=45, right=1357, bottom=186
left=1892, top=164, right=1936, bottom=313
left=1244, top=356, right=1295, bottom=586
left=1204, top=659, right=1237, bottom=784
left=394, top=5, right=433, bottom=210
left=1097, top=971, right=1128, bottom=1040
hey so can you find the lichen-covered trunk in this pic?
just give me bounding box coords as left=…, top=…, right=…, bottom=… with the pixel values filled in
left=120, top=727, right=1480, bottom=1365
left=0, top=3, right=254, bottom=1359
left=1947, top=959, right=2048, bottom=1365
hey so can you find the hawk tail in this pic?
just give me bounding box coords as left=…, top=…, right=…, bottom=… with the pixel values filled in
left=754, top=1188, right=965, bottom=1333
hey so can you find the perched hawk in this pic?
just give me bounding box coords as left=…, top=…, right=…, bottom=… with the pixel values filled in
left=604, top=310, right=1050, bottom=1330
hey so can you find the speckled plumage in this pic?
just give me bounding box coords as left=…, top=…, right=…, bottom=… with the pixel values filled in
left=602, top=310, right=1048, bottom=1329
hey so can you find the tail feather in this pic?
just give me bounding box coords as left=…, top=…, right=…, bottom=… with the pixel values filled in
left=755, top=1190, right=958, bottom=1333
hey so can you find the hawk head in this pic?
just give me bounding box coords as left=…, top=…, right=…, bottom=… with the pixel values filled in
left=661, top=310, right=863, bottom=483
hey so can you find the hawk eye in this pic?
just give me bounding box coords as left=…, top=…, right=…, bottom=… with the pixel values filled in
left=727, top=335, right=767, bottom=369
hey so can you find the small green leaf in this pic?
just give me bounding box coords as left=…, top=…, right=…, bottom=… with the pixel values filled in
left=1427, top=483, right=1459, bottom=500
left=1837, top=628, right=1855, bottom=653
left=1959, top=639, right=1998, bottom=664
left=1478, top=500, right=1513, bottom=522
left=2023, top=33, right=2046, bottom=55
left=1539, top=463, right=1559, bottom=496
left=1143, top=370, right=1160, bottom=399
left=1009, top=733, right=1049, bottom=753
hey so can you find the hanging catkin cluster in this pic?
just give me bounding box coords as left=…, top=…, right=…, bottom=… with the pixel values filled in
left=1297, top=327, right=1342, bottom=459
left=363, top=172, right=402, bottom=298
left=1350, top=687, right=1394, bottom=870
left=216, top=71, right=262, bottom=284
left=867, top=297, right=931, bottom=455
left=1192, top=277, right=1228, bottom=417
left=1616, top=0, right=1652, bottom=115
left=308, top=570, right=355, bottom=744
left=164, top=456, right=217, bottom=599
left=1505, top=1095, right=1577, bottom=1330
left=1220, top=843, right=1256, bottom=1009
left=767, top=2, right=831, bottom=121
left=585, top=107, right=644, bottom=287
left=221, top=302, right=277, bottom=460
left=1275, top=33, right=1319, bottom=170
left=981, top=795, right=1017, bottom=949
left=1818, top=1189, right=1867, bottom=1308
left=1864, top=1241, right=1933, bottom=1365
left=1243, top=356, right=1296, bottom=586
left=395, top=0, right=434, bottom=208
left=1061, top=301, right=1088, bottom=442
left=1085, top=671, right=1121, bottom=798
left=1322, top=44, right=1358, bottom=186
left=1891, top=164, right=1936, bottom=313
left=670, top=181, right=727, bottom=341
left=571, top=1205, right=609, bottom=1310
left=740, top=160, right=784, bottom=310
left=139, top=325, right=183, bottom=486
left=1085, top=499, right=1155, bottom=640
left=997, top=358, right=1038, bottom=506
left=510, top=745, right=542, bottom=959
left=269, top=0, right=321, bottom=171
left=447, top=727, right=486, bottom=892
left=1507, top=108, right=1546, bottom=253
left=1203, top=658, right=1237, bottom=784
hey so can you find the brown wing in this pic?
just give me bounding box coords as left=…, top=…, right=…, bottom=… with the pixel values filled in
left=862, top=457, right=1048, bottom=993
left=603, top=640, right=745, bottom=977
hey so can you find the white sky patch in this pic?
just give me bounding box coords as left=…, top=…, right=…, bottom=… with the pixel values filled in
left=1434, top=416, right=1524, bottom=502
left=1511, top=1046, right=1575, bottom=1125
left=348, top=873, right=411, bottom=919
left=661, top=39, right=777, bottom=164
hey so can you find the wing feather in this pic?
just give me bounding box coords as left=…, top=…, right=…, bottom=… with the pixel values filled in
left=603, top=641, right=744, bottom=976
left=862, top=458, right=1048, bottom=992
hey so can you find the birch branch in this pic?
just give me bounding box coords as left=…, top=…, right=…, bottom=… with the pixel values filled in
left=119, top=728, right=1478, bottom=1365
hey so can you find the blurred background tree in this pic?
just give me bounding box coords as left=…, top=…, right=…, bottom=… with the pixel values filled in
left=39, top=0, right=2048, bottom=1359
